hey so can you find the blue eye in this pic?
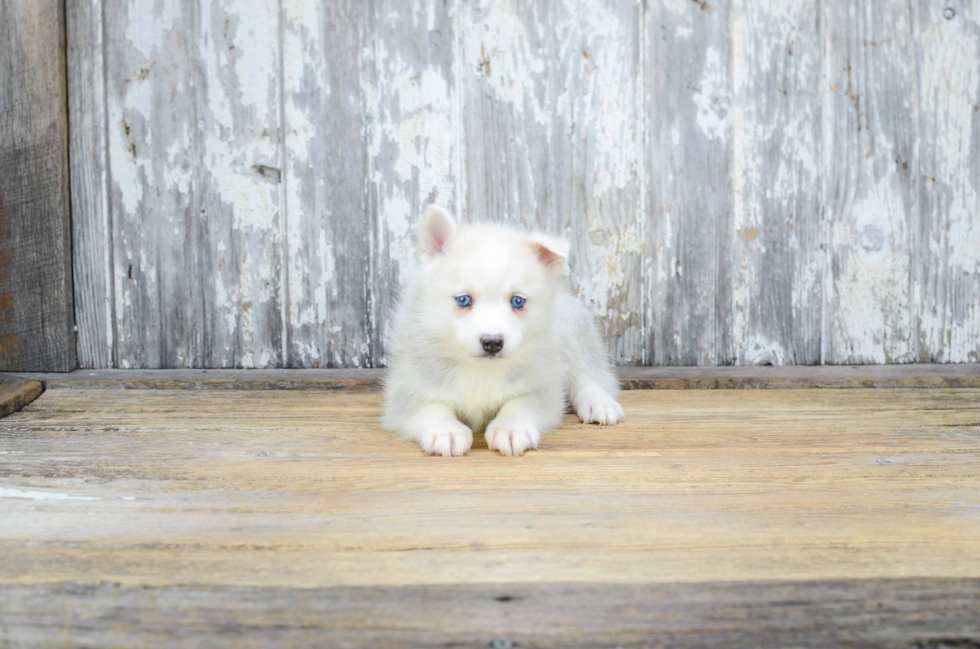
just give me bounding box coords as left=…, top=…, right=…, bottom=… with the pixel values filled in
left=511, top=295, right=526, bottom=310
left=455, top=294, right=472, bottom=308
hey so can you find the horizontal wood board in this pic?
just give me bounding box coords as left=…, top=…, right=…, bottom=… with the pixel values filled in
left=11, top=363, right=980, bottom=391
left=2, top=579, right=979, bottom=648
left=2, top=386, right=980, bottom=644
left=0, top=375, right=43, bottom=418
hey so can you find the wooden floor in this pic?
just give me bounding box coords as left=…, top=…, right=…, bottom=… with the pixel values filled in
left=2, top=386, right=980, bottom=647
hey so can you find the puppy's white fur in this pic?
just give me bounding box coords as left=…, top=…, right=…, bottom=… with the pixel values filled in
left=382, top=205, right=624, bottom=457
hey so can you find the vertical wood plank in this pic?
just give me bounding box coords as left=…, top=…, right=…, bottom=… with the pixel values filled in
left=915, top=0, right=980, bottom=363
left=825, top=0, right=918, bottom=364
left=67, top=0, right=113, bottom=368
left=729, top=0, right=824, bottom=366
left=367, top=0, right=462, bottom=368
left=460, top=0, right=645, bottom=364
left=105, top=0, right=283, bottom=368
left=283, top=0, right=461, bottom=369
left=0, top=0, right=77, bottom=371
left=646, top=0, right=732, bottom=365
left=282, top=0, right=373, bottom=368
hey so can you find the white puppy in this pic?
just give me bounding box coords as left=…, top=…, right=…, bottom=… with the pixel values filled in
left=381, top=205, right=624, bottom=457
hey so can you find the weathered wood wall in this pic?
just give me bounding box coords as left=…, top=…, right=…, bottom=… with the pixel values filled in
left=67, top=0, right=980, bottom=369
left=0, top=0, right=76, bottom=371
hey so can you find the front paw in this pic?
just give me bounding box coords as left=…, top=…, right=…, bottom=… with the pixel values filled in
left=418, top=423, right=473, bottom=457
left=574, top=386, right=625, bottom=425
left=485, top=420, right=540, bottom=456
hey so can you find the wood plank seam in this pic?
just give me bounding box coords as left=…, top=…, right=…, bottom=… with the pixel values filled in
left=8, top=364, right=980, bottom=391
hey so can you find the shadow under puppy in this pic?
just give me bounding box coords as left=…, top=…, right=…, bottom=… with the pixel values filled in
left=382, top=205, right=624, bottom=456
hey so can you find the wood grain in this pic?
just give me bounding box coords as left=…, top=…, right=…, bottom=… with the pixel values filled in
left=0, top=0, right=76, bottom=372
left=2, top=388, right=979, bottom=588
left=103, top=0, right=284, bottom=368
left=281, top=0, right=373, bottom=369
left=0, top=374, right=43, bottom=418
left=730, top=0, right=824, bottom=365
left=67, top=0, right=113, bottom=369
left=462, top=0, right=646, bottom=364
left=2, top=579, right=978, bottom=648
left=825, top=0, right=918, bottom=364
left=646, top=0, right=732, bottom=366
left=65, top=1, right=980, bottom=368
left=915, top=1, right=980, bottom=363
left=1, top=386, right=979, bottom=644
left=368, top=0, right=463, bottom=369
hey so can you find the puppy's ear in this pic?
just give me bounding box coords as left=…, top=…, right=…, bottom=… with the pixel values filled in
left=528, top=232, right=570, bottom=274
left=418, top=205, right=456, bottom=262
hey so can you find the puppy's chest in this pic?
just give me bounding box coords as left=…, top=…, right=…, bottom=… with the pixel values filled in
left=442, top=368, right=524, bottom=404
left=438, top=367, right=528, bottom=428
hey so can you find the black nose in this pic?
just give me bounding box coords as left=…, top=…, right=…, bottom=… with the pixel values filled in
left=480, top=335, right=504, bottom=355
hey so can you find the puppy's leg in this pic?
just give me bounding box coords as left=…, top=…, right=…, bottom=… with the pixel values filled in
left=485, top=390, right=564, bottom=457
left=558, top=294, right=625, bottom=425
left=400, top=403, right=473, bottom=457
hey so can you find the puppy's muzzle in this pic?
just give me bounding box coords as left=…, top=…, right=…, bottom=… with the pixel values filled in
left=480, top=335, right=504, bottom=356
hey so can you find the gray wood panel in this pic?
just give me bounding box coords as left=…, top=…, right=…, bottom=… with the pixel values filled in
left=825, top=0, right=918, bottom=364
left=915, top=0, right=980, bottom=363
left=68, top=0, right=113, bottom=368
left=282, top=0, right=373, bottom=368
left=103, top=0, right=283, bottom=368
left=461, top=0, right=645, bottom=364
left=0, top=0, right=76, bottom=372
left=282, top=0, right=461, bottom=369
left=369, top=0, right=463, bottom=369
left=730, top=0, right=824, bottom=366
left=646, top=0, right=731, bottom=365
left=65, top=0, right=980, bottom=368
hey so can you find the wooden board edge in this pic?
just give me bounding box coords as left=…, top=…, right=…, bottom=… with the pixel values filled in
left=8, top=364, right=980, bottom=391
left=1, top=578, right=978, bottom=648
left=35, top=377, right=385, bottom=392
left=619, top=376, right=980, bottom=390
left=0, top=374, right=44, bottom=418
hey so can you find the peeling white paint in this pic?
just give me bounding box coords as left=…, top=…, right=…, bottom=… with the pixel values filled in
left=743, top=335, right=787, bottom=366
left=824, top=1, right=921, bottom=364
left=730, top=0, right=825, bottom=365
left=124, top=0, right=181, bottom=59
left=694, top=47, right=730, bottom=141
left=834, top=183, right=913, bottom=363
left=463, top=1, right=548, bottom=125
left=75, top=0, right=980, bottom=369
left=365, top=0, right=461, bottom=366
left=282, top=0, right=333, bottom=365
left=368, top=47, right=456, bottom=275
left=577, top=222, right=643, bottom=320
left=918, top=9, right=980, bottom=362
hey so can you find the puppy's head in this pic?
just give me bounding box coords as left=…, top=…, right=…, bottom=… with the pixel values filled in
left=415, top=205, right=568, bottom=362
